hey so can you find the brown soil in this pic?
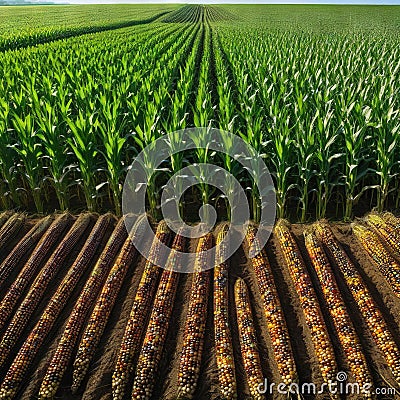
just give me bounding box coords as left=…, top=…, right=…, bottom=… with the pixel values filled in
left=0, top=214, right=399, bottom=400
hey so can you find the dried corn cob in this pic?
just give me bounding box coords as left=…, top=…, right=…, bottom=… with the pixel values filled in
left=38, top=217, right=128, bottom=400
left=353, top=223, right=400, bottom=298
left=0, top=214, right=113, bottom=400
left=177, top=233, right=212, bottom=399
left=315, top=222, right=400, bottom=385
left=245, top=225, right=297, bottom=386
left=304, top=230, right=373, bottom=394
left=366, top=213, right=400, bottom=261
left=214, top=224, right=236, bottom=400
left=234, top=278, right=264, bottom=400
left=382, top=212, right=400, bottom=229
left=0, top=215, right=54, bottom=290
left=0, top=211, right=13, bottom=230
left=131, top=230, right=185, bottom=400
left=0, top=213, right=91, bottom=369
left=112, top=220, right=172, bottom=400
left=71, top=215, right=148, bottom=393
left=0, top=213, right=72, bottom=329
left=0, top=213, right=26, bottom=251
left=275, top=220, right=338, bottom=397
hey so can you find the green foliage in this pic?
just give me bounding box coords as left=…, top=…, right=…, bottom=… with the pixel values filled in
left=0, top=4, right=399, bottom=221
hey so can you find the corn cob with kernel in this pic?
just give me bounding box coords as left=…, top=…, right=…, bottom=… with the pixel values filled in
left=353, top=223, right=400, bottom=299
left=0, top=215, right=54, bottom=290
left=112, top=221, right=172, bottom=400
left=37, top=217, right=128, bottom=400
left=0, top=212, right=13, bottom=231
left=0, top=213, right=91, bottom=369
left=0, top=213, right=72, bottom=329
left=245, top=225, right=297, bottom=387
left=71, top=215, right=148, bottom=393
left=366, top=213, right=400, bottom=261
left=177, top=233, right=212, bottom=399
left=0, top=213, right=25, bottom=251
left=0, top=214, right=113, bottom=400
left=275, top=220, right=338, bottom=397
left=304, top=230, right=373, bottom=395
left=234, top=278, right=264, bottom=400
left=214, top=224, right=236, bottom=400
left=382, top=212, right=400, bottom=230
left=131, top=230, right=185, bottom=400
left=314, top=222, right=400, bottom=385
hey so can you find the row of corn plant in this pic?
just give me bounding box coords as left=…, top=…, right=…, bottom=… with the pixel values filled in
left=131, top=23, right=199, bottom=219
left=215, top=24, right=400, bottom=221
left=0, top=5, right=178, bottom=51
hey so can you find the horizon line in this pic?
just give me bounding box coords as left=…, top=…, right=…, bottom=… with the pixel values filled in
left=1, top=0, right=400, bottom=4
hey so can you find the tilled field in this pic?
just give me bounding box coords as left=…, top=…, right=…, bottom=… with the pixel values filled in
left=0, top=211, right=399, bottom=400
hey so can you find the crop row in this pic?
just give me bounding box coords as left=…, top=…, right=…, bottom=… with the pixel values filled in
left=162, top=5, right=236, bottom=23
left=0, top=5, right=177, bottom=52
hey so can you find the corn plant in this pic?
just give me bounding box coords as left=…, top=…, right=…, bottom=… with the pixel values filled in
left=267, top=112, right=295, bottom=219
left=0, top=99, right=19, bottom=209
left=96, top=94, right=126, bottom=215
left=237, top=89, right=264, bottom=222
left=340, top=99, right=374, bottom=220
left=129, top=24, right=193, bottom=219
left=191, top=25, right=215, bottom=221
left=11, top=113, right=44, bottom=213
left=289, top=78, right=316, bottom=222
left=66, top=110, right=100, bottom=212
left=34, top=87, right=70, bottom=211
left=369, top=78, right=400, bottom=212
left=215, top=81, right=239, bottom=221
left=162, top=26, right=202, bottom=218
left=312, top=105, right=342, bottom=220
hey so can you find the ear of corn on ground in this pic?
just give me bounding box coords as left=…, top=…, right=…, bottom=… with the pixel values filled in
left=275, top=220, right=339, bottom=399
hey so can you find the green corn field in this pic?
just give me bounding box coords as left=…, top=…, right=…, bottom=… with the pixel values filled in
left=0, top=4, right=399, bottom=221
